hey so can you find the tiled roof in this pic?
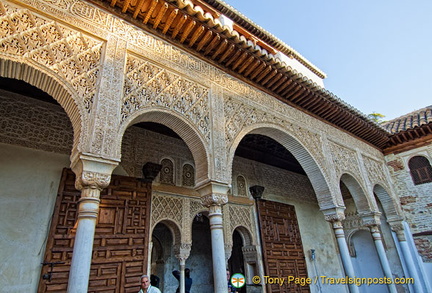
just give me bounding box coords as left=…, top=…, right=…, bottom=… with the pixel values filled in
left=382, top=105, right=432, bottom=134
left=91, top=0, right=391, bottom=148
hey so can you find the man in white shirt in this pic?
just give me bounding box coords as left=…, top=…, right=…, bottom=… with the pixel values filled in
left=138, top=275, right=161, bottom=293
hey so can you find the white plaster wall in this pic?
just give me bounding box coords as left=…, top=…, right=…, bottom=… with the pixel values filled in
left=0, top=143, right=70, bottom=292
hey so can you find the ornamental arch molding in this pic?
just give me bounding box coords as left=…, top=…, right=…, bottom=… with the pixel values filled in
left=373, top=184, right=403, bottom=221
left=232, top=225, right=254, bottom=247
left=151, top=219, right=182, bottom=247
left=0, top=58, right=83, bottom=156
left=0, top=2, right=106, bottom=156
left=119, top=109, right=210, bottom=185
left=340, top=173, right=376, bottom=214
left=228, top=124, right=337, bottom=209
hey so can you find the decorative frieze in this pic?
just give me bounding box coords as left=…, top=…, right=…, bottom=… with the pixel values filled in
left=363, top=155, right=388, bottom=187
left=0, top=1, right=103, bottom=114
left=328, top=140, right=360, bottom=177
left=122, top=55, right=210, bottom=141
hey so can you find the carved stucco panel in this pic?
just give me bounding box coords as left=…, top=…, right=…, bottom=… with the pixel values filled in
left=0, top=2, right=102, bottom=114
left=122, top=54, right=211, bottom=142
left=224, top=204, right=256, bottom=247
left=151, top=192, right=183, bottom=228
left=224, top=94, right=333, bottom=193
left=363, top=155, right=388, bottom=188
left=328, top=140, right=360, bottom=177
left=4, top=0, right=386, bottom=183
left=149, top=194, right=207, bottom=245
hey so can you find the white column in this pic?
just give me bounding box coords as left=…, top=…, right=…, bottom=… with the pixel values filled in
left=333, top=221, right=359, bottom=293
left=323, top=208, right=359, bottom=293
left=67, top=155, right=118, bottom=293
left=369, top=225, right=397, bottom=293
left=68, top=189, right=101, bottom=293
left=197, top=181, right=229, bottom=293
left=175, top=244, right=191, bottom=293
left=393, top=227, right=424, bottom=293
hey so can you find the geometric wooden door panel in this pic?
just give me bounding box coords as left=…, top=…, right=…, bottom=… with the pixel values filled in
left=257, top=200, right=310, bottom=293
left=38, top=168, right=152, bottom=293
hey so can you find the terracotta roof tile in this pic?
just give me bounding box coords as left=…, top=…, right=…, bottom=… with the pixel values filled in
left=382, top=105, right=432, bottom=134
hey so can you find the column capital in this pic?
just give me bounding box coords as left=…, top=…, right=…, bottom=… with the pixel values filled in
left=321, top=206, right=346, bottom=223
left=387, top=217, right=406, bottom=241
left=71, top=153, right=119, bottom=192
left=196, top=180, right=229, bottom=207
left=174, top=243, right=192, bottom=263
left=360, top=211, right=382, bottom=227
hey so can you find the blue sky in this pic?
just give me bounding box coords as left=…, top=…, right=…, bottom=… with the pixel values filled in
left=222, top=0, right=432, bottom=121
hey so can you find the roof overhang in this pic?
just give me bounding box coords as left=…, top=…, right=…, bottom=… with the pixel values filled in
left=87, top=0, right=391, bottom=150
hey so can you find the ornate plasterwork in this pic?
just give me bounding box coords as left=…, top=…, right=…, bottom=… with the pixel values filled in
left=228, top=205, right=254, bottom=237
left=151, top=192, right=206, bottom=244
left=236, top=175, right=247, bottom=197
left=362, top=154, right=388, bottom=188
left=160, top=158, right=175, bottom=185
left=201, top=193, right=228, bottom=207
left=151, top=193, right=183, bottom=226
left=122, top=55, right=210, bottom=141
left=223, top=204, right=256, bottom=248
left=0, top=92, right=73, bottom=154
left=328, top=140, right=360, bottom=177
left=182, top=164, right=195, bottom=187
left=75, top=171, right=111, bottom=191
left=224, top=95, right=325, bottom=169
left=0, top=2, right=103, bottom=114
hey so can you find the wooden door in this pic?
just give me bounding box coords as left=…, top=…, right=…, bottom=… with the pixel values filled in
left=38, top=169, right=152, bottom=293
left=257, top=200, right=310, bottom=293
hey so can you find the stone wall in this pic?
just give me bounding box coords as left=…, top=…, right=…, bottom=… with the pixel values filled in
left=386, top=145, right=432, bottom=262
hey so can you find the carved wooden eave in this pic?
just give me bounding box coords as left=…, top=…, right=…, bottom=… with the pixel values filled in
left=88, top=0, right=391, bottom=150
left=383, top=123, right=432, bottom=155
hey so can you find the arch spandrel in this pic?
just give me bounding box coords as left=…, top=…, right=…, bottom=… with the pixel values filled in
left=0, top=58, right=84, bottom=157
left=0, top=3, right=107, bottom=158
left=228, top=123, right=339, bottom=210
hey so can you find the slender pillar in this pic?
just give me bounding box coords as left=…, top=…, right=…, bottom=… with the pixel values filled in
left=390, top=222, right=424, bottom=293
left=361, top=212, right=398, bottom=293
left=323, top=208, right=359, bottom=293
left=197, top=181, right=229, bottom=293
left=67, top=155, right=118, bottom=293
left=174, top=243, right=191, bottom=293
left=369, top=225, right=398, bottom=293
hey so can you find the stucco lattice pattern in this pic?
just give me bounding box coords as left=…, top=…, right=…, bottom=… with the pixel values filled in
left=0, top=93, right=73, bottom=153
left=0, top=2, right=103, bottom=113
left=329, top=140, right=360, bottom=176
left=228, top=205, right=254, bottom=239
left=363, top=155, right=387, bottom=187
left=190, top=199, right=205, bottom=217
left=151, top=194, right=182, bottom=226
left=122, top=56, right=210, bottom=140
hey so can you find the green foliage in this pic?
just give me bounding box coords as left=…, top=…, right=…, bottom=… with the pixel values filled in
left=367, top=112, right=386, bottom=124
